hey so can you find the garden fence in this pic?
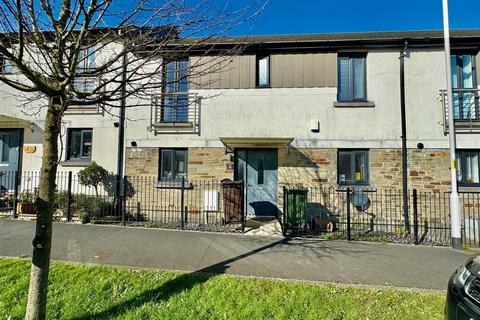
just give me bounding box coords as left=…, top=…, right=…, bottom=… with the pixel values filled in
left=1, top=170, right=480, bottom=246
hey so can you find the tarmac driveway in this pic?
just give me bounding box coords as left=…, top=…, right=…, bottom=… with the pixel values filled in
left=0, top=219, right=471, bottom=291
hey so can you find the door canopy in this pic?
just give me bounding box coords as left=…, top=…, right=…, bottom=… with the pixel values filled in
left=219, top=137, right=294, bottom=153
left=0, top=114, right=34, bottom=132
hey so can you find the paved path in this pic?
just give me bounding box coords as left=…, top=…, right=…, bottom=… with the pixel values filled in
left=0, top=220, right=472, bottom=291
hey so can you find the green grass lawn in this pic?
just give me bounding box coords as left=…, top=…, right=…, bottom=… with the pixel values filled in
left=0, top=258, right=445, bottom=320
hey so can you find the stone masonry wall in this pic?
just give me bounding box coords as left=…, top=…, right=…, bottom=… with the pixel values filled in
left=125, top=147, right=452, bottom=192
left=125, top=147, right=232, bottom=180
left=188, top=148, right=233, bottom=180
left=125, top=147, right=159, bottom=177
left=369, top=149, right=451, bottom=192
left=278, top=147, right=337, bottom=188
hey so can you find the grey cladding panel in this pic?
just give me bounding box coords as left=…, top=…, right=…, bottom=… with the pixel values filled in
left=190, top=53, right=337, bottom=89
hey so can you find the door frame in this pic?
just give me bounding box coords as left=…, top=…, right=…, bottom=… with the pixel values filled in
left=0, top=128, right=24, bottom=173
left=234, top=148, right=279, bottom=218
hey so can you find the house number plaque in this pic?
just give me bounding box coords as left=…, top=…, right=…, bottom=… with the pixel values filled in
left=24, top=145, right=37, bottom=153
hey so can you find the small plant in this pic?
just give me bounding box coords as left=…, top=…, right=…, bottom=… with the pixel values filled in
left=16, top=191, right=37, bottom=214
left=73, top=194, right=115, bottom=223
left=78, top=162, right=109, bottom=196
left=18, top=191, right=36, bottom=205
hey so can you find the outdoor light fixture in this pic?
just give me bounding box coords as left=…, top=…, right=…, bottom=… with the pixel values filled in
left=114, top=122, right=120, bottom=127
left=417, top=143, right=424, bottom=150
left=130, top=141, right=138, bottom=147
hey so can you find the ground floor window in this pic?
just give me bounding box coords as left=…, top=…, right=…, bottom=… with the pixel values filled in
left=67, top=128, right=92, bottom=161
left=337, top=149, right=369, bottom=185
left=457, top=150, right=480, bottom=186
left=159, top=148, right=187, bottom=180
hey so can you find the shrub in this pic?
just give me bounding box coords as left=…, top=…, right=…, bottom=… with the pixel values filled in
left=54, top=191, right=70, bottom=211
left=18, top=191, right=36, bottom=205
left=78, top=162, right=109, bottom=196
left=73, top=194, right=115, bottom=223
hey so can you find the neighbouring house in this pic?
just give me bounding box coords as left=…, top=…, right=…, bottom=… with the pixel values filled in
left=1, top=30, right=480, bottom=221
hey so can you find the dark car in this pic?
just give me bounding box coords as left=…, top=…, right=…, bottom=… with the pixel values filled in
left=446, top=256, right=480, bottom=319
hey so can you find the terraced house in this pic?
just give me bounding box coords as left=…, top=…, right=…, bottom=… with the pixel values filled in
left=1, top=29, right=480, bottom=224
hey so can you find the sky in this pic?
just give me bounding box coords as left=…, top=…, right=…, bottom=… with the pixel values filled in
left=228, top=0, right=480, bottom=36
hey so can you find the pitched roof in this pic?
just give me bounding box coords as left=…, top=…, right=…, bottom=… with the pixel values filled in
left=218, top=29, right=480, bottom=44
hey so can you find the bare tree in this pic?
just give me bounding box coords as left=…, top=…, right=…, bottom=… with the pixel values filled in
left=0, top=0, right=267, bottom=318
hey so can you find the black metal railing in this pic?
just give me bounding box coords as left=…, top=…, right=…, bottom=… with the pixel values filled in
left=3, top=170, right=480, bottom=247
left=1, top=172, right=243, bottom=232
left=440, top=88, right=480, bottom=133
left=282, top=186, right=480, bottom=247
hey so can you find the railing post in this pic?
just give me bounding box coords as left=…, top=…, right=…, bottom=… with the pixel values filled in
left=282, top=185, right=287, bottom=236
left=66, top=171, right=73, bottom=222
left=120, top=175, right=126, bottom=226
left=241, top=180, right=245, bottom=233
left=136, top=202, right=141, bottom=221
left=413, top=189, right=419, bottom=245
left=346, top=188, right=351, bottom=241
left=12, top=171, right=19, bottom=219
left=180, top=177, right=185, bottom=230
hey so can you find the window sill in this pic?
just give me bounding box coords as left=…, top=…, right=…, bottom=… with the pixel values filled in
left=336, top=185, right=376, bottom=192
left=255, top=85, right=271, bottom=89
left=457, top=186, right=480, bottom=193
left=155, top=180, right=193, bottom=189
left=334, top=101, right=375, bottom=108
left=65, top=105, right=101, bottom=114
left=152, top=122, right=194, bottom=128
left=60, top=160, right=91, bottom=167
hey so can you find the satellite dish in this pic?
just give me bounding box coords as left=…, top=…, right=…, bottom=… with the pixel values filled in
left=350, top=189, right=371, bottom=212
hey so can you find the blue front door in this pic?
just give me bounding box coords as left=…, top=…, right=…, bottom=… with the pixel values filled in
left=0, top=129, right=21, bottom=191
left=235, top=149, right=278, bottom=217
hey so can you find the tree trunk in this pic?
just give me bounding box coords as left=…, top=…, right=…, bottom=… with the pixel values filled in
left=25, top=99, right=63, bottom=320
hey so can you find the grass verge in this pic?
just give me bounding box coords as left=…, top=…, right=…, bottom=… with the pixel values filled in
left=0, top=258, right=445, bottom=320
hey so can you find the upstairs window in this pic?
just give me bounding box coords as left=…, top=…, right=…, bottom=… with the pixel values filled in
left=76, top=46, right=96, bottom=73
left=159, top=149, right=187, bottom=180
left=337, top=53, right=367, bottom=102
left=162, top=59, right=189, bottom=122
left=338, top=150, right=369, bottom=185
left=1, top=48, right=14, bottom=74
left=457, top=150, right=480, bottom=186
left=451, top=53, right=478, bottom=121
left=74, top=47, right=97, bottom=95
left=67, top=128, right=92, bottom=161
left=256, top=55, right=270, bottom=87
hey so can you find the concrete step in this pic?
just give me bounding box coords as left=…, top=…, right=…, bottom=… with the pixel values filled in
left=243, top=218, right=283, bottom=237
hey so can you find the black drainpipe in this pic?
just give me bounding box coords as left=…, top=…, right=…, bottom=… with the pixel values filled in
left=116, top=52, right=128, bottom=224
left=400, top=40, right=410, bottom=233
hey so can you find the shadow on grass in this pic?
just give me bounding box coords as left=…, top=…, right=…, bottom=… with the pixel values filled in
left=70, top=238, right=292, bottom=320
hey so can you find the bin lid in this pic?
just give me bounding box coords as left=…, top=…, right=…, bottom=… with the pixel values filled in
left=222, top=179, right=243, bottom=185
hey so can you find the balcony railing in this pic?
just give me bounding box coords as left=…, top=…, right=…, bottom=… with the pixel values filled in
left=67, top=76, right=103, bottom=114
left=150, top=92, right=200, bottom=134
left=439, top=88, right=480, bottom=133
